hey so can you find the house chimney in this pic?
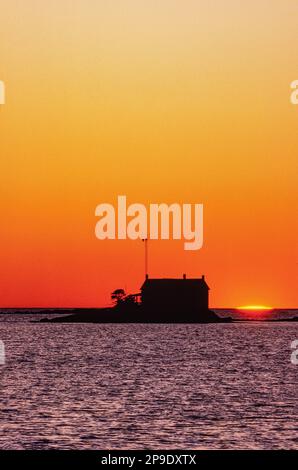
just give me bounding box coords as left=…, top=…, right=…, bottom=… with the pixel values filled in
left=183, top=274, right=186, bottom=279
left=202, top=275, right=205, bottom=281
left=146, top=274, right=149, bottom=280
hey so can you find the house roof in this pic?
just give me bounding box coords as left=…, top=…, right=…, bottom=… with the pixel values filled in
left=141, top=277, right=209, bottom=290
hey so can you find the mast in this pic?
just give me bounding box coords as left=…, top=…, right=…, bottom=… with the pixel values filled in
left=142, top=238, right=148, bottom=279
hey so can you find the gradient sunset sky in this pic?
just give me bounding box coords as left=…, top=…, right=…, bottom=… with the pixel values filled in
left=1, top=0, right=297, bottom=307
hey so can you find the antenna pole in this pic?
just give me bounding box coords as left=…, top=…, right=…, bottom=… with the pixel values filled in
left=143, top=238, right=148, bottom=279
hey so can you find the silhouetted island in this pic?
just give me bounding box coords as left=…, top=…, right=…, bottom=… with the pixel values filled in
left=40, top=275, right=232, bottom=324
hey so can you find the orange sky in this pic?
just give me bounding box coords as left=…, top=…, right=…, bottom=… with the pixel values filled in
left=0, top=0, right=297, bottom=307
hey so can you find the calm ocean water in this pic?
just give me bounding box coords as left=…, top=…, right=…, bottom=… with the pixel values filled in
left=0, top=316, right=297, bottom=449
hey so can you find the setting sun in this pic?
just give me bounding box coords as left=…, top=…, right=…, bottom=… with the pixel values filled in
left=237, top=305, right=273, bottom=311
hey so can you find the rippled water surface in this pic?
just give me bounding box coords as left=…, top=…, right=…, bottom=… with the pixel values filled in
left=0, top=322, right=297, bottom=449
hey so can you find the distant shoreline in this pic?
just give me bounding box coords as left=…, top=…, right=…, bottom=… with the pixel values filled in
left=0, top=308, right=297, bottom=323
left=0, top=307, right=297, bottom=313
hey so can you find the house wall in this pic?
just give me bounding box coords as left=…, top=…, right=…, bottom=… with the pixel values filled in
left=141, top=285, right=209, bottom=314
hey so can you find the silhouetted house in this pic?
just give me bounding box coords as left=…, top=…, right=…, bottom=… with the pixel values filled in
left=42, top=273, right=229, bottom=323
left=140, top=274, right=210, bottom=321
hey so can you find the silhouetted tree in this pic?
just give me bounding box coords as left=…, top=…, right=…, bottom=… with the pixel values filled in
left=111, top=288, right=126, bottom=306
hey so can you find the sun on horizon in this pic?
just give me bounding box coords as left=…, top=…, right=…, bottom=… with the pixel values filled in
left=236, top=305, right=273, bottom=311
